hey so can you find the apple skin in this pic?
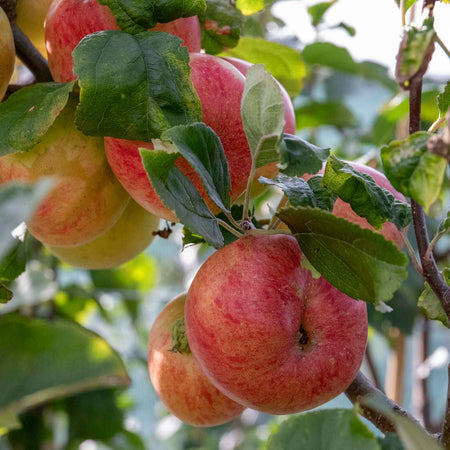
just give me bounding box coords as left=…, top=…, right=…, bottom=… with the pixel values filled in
left=148, top=293, right=246, bottom=426
left=295, top=162, right=406, bottom=249
left=105, top=53, right=291, bottom=222
left=45, top=0, right=202, bottom=82
left=0, top=7, right=15, bottom=101
left=16, top=0, right=53, bottom=56
left=185, top=234, right=368, bottom=415
left=47, top=199, right=159, bottom=269
left=221, top=56, right=296, bottom=136
left=0, top=98, right=129, bottom=247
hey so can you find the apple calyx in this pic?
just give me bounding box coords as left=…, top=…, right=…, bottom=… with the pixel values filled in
left=171, top=317, right=191, bottom=354
left=297, top=325, right=313, bottom=352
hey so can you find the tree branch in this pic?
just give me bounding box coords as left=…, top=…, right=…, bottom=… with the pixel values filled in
left=441, top=365, right=450, bottom=449
left=11, top=23, right=52, bottom=83
left=345, top=371, right=420, bottom=433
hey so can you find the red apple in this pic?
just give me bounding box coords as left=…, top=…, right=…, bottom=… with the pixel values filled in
left=0, top=98, right=129, bottom=247
left=148, top=293, right=245, bottom=426
left=221, top=56, right=296, bottom=136
left=294, top=162, right=406, bottom=249
left=185, top=234, right=368, bottom=415
left=104, top=53, right=291, bottom=222
left=45, top=0, right=202, bottom=82
left=47, top=199, right=160, bottom=269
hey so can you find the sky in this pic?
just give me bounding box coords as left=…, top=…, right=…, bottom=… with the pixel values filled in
left=272, top=0, right=450, bottom=80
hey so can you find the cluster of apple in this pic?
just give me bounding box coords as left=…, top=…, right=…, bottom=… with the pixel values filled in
left=0, top=0, right=295, bottom=269
left=147, top=160, right=406, bottom=426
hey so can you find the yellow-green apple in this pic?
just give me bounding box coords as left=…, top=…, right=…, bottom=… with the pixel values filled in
left=148, top=293, right=245, bottom=426
left=0, top=98, right=129, bottom=247
left=0, top=7, right=15, bottom=100
left=45, top=0, right=202, bottom=82
left=185, top=234, right=368, bottom=415
left=104, top=53, right=292, bottom=222
left=47, top=199, right=159, bottom=269
left=16, top=0, right=53, bottom=56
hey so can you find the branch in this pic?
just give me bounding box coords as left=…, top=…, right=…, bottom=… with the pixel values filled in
left=11, top=23, right=52, bottom=83
left=420, top=318, right=432, bottom=430
left=345, top=371, right=420, bottom=434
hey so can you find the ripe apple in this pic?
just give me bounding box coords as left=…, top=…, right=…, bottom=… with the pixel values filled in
left=0, top=7, right=15, bottom=101
left=47, top=199, right=160, bottom=269
left=185, top=234, right=368, bottom=415
left=293, top=162, right=406, bottom=249
left=0, top=97, right=129, bottom=247
left=45, top=0, right=202, bottom=82
left=16, top=0, right=53, bottom=56
left=104, top=53, right=291, bottom=222
left=148, top=293, right=245, bottom=426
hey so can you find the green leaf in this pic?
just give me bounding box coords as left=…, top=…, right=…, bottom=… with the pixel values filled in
left=0, top=286, right=13, bottom=304
left=159, top=123, right=231, bottom=213
left=322, top=157, right=412, bottom=230
left=266, top=409, right=380, bottom=450
left=0, top=181, right=53, bottom=261
left=418, top=269, right=450, bottom=328
left=437, top=81, right=450, bottom=117
left=220, top=37, right=305, bottom=98
left=295, top=101, right=358, bottom=129
left=98, top=0, right=206, bottom=33
left=0, top=82, right=75, bottom=156
left=277, top=207, right=409, bottom=303
left=241, top=64, right=285, bottom=169
left=140, top=149, right=224, bottom=247
left=0, top=412, right=21, bottom=435
left=235, top=0, right=273, bottom=15
left=73, top=30, right=201, bottom=141
left=279, top=134, right=330, bottom=177
left=199, top=0, right=244, bottom=54
left=0, top=238, right=27, bottom=283
left=0, top=315, right=130, bottom=420
left=394, top=0, right=419, bottom=11
left=303, top=42, right=357, bottom=73
left=308, top=1, right=337, bottom=27
left=378, top=433, right=405, bottom=450
left=364, top=395, right=442, bottom=450
left=381, top=132, right=447, bottom=214
left=259, top=174, right=336, bottom=212
left=333, top=22, right=356, bottom=37
left=395, top=18, right=436, bottom=86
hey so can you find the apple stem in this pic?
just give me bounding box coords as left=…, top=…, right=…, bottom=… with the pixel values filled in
left=217, top=218, right=244, bottom=239
left=11, top=23, right=53, bottom=83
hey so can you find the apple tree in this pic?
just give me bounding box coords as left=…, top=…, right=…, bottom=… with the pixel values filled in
left=0, top=0, right=449, bottom=448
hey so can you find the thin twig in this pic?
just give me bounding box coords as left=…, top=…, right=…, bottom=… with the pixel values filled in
left=441, top=365, right=450, bottom=449
left=435, top=34, right=450, bottom=60
left=11, top=23, right=52, bottom=83
left=345, top=371, right=421, bottom=434
left=365, top=344, right=384, bottom=392
left=420, top=318, right=432, bottom=431
left=400, top=0, right=407, bottom=26
left=402, top=229, right=423, bottom=275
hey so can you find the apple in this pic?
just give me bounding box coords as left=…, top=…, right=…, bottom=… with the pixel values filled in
left=292, top=162, right=406, bottom=249
left=221, top=56, right=297, bottom=197
left=0, top=7, right=15, bottom=101
left=0, top=97, right=129, bottom=247
left=16, top=0, right=53, bottom=56
left=148, top=293, right=246, bottom=426
left=47, top=199, right=159, bottom=269
left=104, top=53, right=290, bottom=222
left=184, top=233, right=368, bottom=414
left=45, top=0, right=202, bottom=82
